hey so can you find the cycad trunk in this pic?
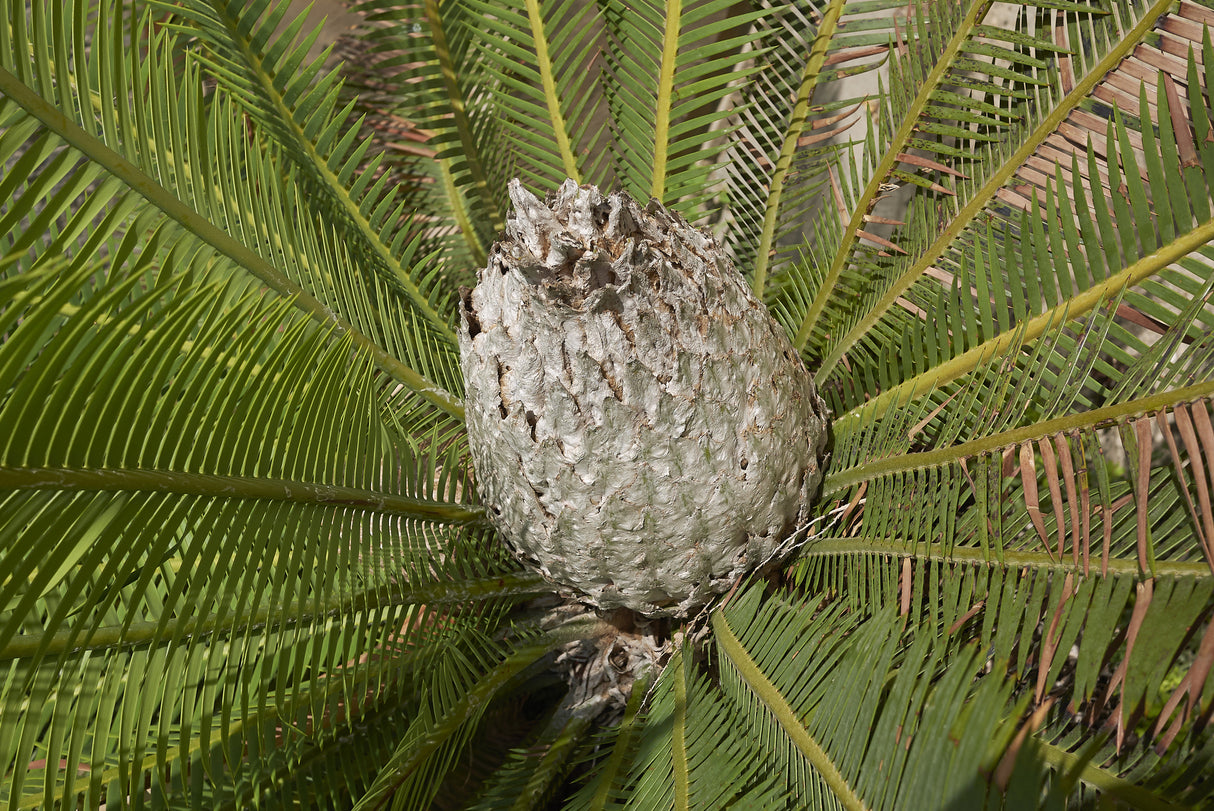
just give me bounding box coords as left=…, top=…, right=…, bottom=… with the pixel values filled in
left=459, top=180, right=830, bottom=617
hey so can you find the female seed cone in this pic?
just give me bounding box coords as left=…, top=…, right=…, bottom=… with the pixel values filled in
left=459, top=179, right=829, bottom=617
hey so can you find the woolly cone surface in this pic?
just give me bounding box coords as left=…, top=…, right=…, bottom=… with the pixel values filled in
left=459, top=180, right=829, bottom=617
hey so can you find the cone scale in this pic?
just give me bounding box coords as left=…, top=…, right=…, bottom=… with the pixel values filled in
left=459, top=180, right=829, bottom=617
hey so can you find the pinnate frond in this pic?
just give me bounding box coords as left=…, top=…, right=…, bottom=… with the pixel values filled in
left=461, top=0, right=611, bottom=191
left=0, top=0, right=462, bottom=416
left=0, top=254, right=530, bottom=807
left=352, top=0, right=509, bottom=242
left=805, top=0, right=1186, bottom=388
left=0, top=2, right=553, bottom=804
left=353, top=619, right=602, bottom=811
left=598, top=0, right=768, bottom=214
left=153, top=0, right=466, bottom=397
left=609, top=649, right=788, bottom=809
left=713, top=587, right=1020, bottom=810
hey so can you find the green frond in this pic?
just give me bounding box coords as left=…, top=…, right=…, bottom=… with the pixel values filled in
left=331, top=16, right=490, bottom=276
left=793, top=0, right=1124, bottom=358
left=0, top=0, right=462, bottom=417
left=1016, top=705, right=1214, bottom=808
left=0, top=256, right=520, bottom=807
left=460, top=0, right=610, bottom=191
left=806, top=389, right=1214, bottom=755
left=613, top=649, right=787, bottom=810
left=805, top=0, right=1178, bottom=386
left=742, top=0, right=847, bottom=297
left=353, top=618, right=602, bottom=811
left=463, top=704, right=594, bottom=810
left=351, top=0, right=507, bottom=240
left=721, top=0, right=947, bottom=298
left=150, top=0, right=467, bottom=394
left=795, top=554, right=1214, bottom=806
left=598, top=0, right=768, bottom=213
left=800, top=9, right=1214, bottom=765
left=714, top=586, right=1021, bottom=811
left=0, top=3, right=560, bottom=805
left=562, top=670, right=653, bottom=811
left=251, top=696, right=431, bottom=808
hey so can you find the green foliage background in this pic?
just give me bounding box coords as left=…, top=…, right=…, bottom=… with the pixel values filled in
left=1, top=0, right=1213, bottom=807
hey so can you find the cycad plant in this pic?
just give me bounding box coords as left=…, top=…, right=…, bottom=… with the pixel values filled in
left=2, top=0, right=1214, bottom=807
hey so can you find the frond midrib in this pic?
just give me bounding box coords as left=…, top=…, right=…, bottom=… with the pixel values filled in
left=423, top=0, right=505, bottom=233
left=0, top=465, right=482, bottom=522
left=750, top=0, right=846, bottom=298
left=651, top=0, right=682, bottom=201
left=835, top=213, right=1214, bottom=428
left=800, top=538, right=1211, bottom=577
left=438, top=156, right=489, bottom=267
left=825, top=380, right=1214, bottom=495
left=712, top=610, right=869, bottom=811
left=1, top=572, right=544, bottom=660
left=1026, top=737, right=1192, bottom=811
left=523, top=0, right=581, bottom=182
left=673, top=651, right=690, bottom=811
